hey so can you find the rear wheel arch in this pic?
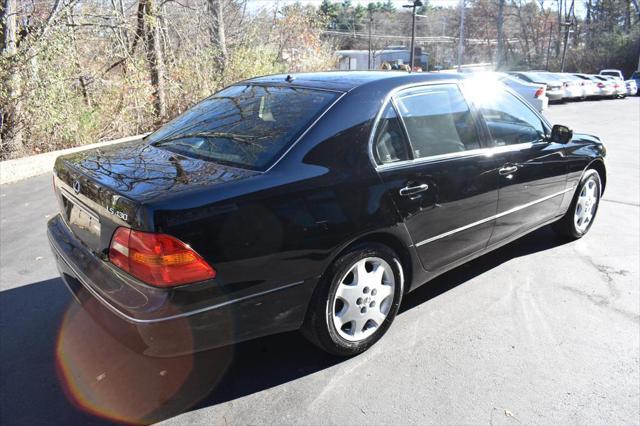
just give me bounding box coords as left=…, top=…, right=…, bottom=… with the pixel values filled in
left=329, top=232, right=413, bottom=295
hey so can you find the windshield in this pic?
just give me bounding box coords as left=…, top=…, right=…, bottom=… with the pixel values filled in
left=147, top=85, right=339, bottom=170
left=600, top=71, right=621, bottom=78
left=525, top=72, right=553, bottom=83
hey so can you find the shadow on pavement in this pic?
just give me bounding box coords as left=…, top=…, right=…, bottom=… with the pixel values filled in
left=0, top=226, right=569, bottom=425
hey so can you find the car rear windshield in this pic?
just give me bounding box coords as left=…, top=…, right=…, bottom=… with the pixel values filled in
left=147, top=85, right=339, bottom=170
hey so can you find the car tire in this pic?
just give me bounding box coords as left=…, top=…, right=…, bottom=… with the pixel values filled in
left=302, top=243, right=404, bottom=356
left=552, top=169, right=602, bottom=239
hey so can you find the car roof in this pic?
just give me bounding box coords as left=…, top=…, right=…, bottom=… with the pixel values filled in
left=243, top=71, right=466, bottom=92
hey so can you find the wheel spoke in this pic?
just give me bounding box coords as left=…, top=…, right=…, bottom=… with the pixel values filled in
left=355, top=261, right=368, bottom=283
left=376, top=283, right=393, bottom=302
left=350, top=317, right=367, bottom=337
left=336, top=283, right=361, bottom=303
left=335, top=305, right=359, bottom=327
left=371, top=263, right=385, bottom=285
left=368, top=308, right=387, bottom=326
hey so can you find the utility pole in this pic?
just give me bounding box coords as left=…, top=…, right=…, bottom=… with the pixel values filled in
left=496, top=0, right=505, bottom=69
left=457, top=0, right=465, bottom=71
left=435, top=20, right=446, bottom=70
left=560, top=0, right=575, bottom=72
left=560, top=20, right=572, bottom=72
left=368, top=12, right=373, bottom=69
left=545, top=22, right=553, bottom=70
left=403, top=0, right=423, bottom=71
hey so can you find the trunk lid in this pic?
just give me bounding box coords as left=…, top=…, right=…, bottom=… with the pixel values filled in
left=53, top=140, right=258, bottom=254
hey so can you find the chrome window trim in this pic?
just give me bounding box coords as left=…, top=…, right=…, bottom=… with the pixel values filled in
left=369, top=79, right=554, bottom=172
left=375, top=141, right=546, bottom=172
left=367, top=79, right=465, bottom=170
left=415, top=186, right=575, bottom=247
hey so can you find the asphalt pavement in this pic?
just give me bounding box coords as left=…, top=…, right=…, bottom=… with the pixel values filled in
left=1, top=97, right=638, bottom=425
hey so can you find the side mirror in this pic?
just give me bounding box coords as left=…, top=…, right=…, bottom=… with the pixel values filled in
left=550, top=124, right=573, bottom=144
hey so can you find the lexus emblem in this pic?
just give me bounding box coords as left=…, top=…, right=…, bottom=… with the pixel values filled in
left=72, top=180, right=81, bottom=194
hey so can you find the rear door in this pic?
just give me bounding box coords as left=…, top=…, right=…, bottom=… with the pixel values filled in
left=373, top=83, right=499, bottom=271
left=463, top=84, right=570, bottom=245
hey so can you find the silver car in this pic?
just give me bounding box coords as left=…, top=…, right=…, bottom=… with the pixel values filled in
left=510, top=71, right=564, bottom=102
left=469, top=72, right=548, bottom=112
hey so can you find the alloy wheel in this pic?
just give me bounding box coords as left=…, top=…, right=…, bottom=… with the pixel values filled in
left=330, top=257, right=395, bottom=342
left=574, top=177, right=599, bottom=233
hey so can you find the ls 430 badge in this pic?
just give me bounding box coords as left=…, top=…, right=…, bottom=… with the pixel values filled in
left=107, top=207, right=128, bottom=221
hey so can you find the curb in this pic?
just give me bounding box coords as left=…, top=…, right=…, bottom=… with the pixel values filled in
left=0, top=133, right=148, bottom=185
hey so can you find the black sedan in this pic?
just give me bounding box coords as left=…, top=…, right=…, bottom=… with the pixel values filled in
left=48, top=71, right=607, bottom=356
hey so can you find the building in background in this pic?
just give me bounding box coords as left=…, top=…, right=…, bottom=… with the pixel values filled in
left=336, top=47, right=429, bottom=70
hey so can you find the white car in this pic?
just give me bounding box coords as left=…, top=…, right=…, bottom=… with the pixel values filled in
left=600, top=69, right=624, bottom=80
left=601, top=75, right=627, bottom=98
left=551, top=73, right=583, bottom=100
left=572, top=73, right=600, bottom=98
left=626, top=79, right=638, bottom=96
left=560, top=73, right=596, bottom=98
left=591, top=75, right=617, bottom=98
left=468, top=72, right=548, bottom=112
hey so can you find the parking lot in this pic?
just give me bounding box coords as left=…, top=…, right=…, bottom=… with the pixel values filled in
left=1, top=97, right=638, bottom=425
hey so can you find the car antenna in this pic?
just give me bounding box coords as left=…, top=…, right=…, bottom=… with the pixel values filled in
left=285, top=74, right=295, bottom=83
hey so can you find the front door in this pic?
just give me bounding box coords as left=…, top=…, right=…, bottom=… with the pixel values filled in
left=464, top=84, right=569, bottom=244
left=373, top=83, right=499, bottom=272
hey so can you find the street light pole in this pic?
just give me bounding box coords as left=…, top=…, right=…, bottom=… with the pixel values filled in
left=457, top=0, right=465, bottom=71
left=560, top=21, right=573, bottom=72
left=368, top=12, right=373, bottom=70
left=403, top=0, right=423, bottom=71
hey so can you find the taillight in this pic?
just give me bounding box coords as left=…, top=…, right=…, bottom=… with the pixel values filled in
left=109, top=227, right=216, bottom=287
left=597, top=82, right=605, bottom=88
left=534, top=87, right=545, bottom=98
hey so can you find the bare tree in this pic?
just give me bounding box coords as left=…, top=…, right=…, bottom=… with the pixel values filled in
left=1, top=0, right=23, bottom=153
left=131, top=0, right=167, bottom=120
left=208, top=0, right=228, bottom=69
left=496, top=0, right=505, bottom=68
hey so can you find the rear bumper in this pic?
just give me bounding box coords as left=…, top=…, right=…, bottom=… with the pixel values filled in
left=47, top=214, right=315, bottom=356
left=546, top=91, right=564, bottom=101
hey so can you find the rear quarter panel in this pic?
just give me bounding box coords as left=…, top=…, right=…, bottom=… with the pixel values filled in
left=146, top=85, right=413, bottom=318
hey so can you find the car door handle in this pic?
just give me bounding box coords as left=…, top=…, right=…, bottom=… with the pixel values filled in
left=399, top=183, right=429, bottom=197
left=498, top=165, right=518, bottom=175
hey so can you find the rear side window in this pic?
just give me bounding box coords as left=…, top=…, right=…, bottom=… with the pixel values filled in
left=373, top=104, right=410, bottom=164
left=147, top=85, right=338, bottom=170
left=394, top=84, right=480, bottom=159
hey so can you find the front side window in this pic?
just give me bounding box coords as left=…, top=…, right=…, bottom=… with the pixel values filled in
left=467, top=85, right=545, bottom=146
left=394, top=84, right=480, bottom=159
left=147, top=85, right=338, bottom=170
